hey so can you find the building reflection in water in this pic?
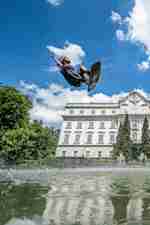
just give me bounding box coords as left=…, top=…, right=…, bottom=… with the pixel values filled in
left=43, top=172, right=150, bottom=225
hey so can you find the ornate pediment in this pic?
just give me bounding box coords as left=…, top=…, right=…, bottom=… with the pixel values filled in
left=119, top=91, right=149, bottom=107
left=128, top=93, right=143, bottom=105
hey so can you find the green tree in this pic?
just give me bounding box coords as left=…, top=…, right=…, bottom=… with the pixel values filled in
left=0, top=123, right=58, bottom=163
left=113, top=114, right=132, bottom=161
left=0, top=86, right=59, bottom=164
left=0, top=86, right=32, bottom=130
left=29, top=121, right=58, bottom=160
left=0, top=128, right=31, bottom=162
left=141, top=116, right=150, bottom=157
left=113, top=122, right=124, bottom=158
left=130, top=143, right=142, bottom=160
left=122, top=114, right=132, bottom=160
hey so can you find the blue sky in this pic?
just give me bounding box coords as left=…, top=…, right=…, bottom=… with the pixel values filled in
left=1, top=0, right=150, bottom=95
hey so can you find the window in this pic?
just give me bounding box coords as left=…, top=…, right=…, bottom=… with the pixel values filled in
left=88, top=121, right=94, bottom=129
left=98, top=151, right=101, bottom=158
left=70, top=109, right=74, bottom=114
left=101, top=110, right=106, bottom=114
left=91, top=109, right=95, bottom=114
left=86, top=151, right=90, bottom=158
left=74, top=151, right=78, bottom=157
left=74, top=134, right=81, bottom=145
left=98, top=134, right=104, bottom=144
left=62, top=151, right=66, bottom=157
left=99, top=121, right=105, bottom=129
left=115, top=119, right=119, bottom=127
left=132, top=120, right=138, bottom=129
left=112, top=110, right=116, bottom=114
left=86, top=134, right=93, bottom=144
left=80, top=110, right=84, bottom=114
left=63, top=134, right=70, bottom=145
left=132, top=132, right=137, bottom=142
left=65, top=122, right=72, bottom=129
left=76, top=121, right=82, bottom=129
left=109, top=134, right=115, bottom=144
left=110, top=120, right=116, bottom=129
left=109, top=151, right=113, bottom=158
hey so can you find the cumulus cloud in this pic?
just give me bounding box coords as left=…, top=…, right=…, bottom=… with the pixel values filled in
left=20, top=81, right=90, bottom=127
left=116, top=30, right=126, bottom=41
left=137, top=60, right=150, bottom=72
left=111, top=0, right=150, bottom=72
left=111, top=11, right=123, bottom=24
left=47, top=42, right=86, bottom=66
left=47, top=0, right=63, bottom=6
left=20, top=81, right=150, bottom=127
left=126, top=0, right=149, bottom=47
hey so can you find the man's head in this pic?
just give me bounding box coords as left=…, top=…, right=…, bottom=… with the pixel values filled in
left=62, top=56, right=71, bottom=64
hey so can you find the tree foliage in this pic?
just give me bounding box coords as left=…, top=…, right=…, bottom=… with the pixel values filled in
left=122, top=114, right=132, bottom=160
left=0, top=123, right=58, bottom=163
left=113, top=122, right=124, bottom=158
left=113, top=114, right=132, bottom=161
left=0, top=86, right=32, bottom=130
left=0, top=86, right=59, bottom=164
left=141, top=116, right=150, bottom=157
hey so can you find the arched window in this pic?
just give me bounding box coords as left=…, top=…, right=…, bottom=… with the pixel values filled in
left=65, top=122, right=72, bottom=129
left=74, top=151, right=78, bottom=157
left=62, top=151, right=66, bottom=157
left=101, top=110, right=106, bottom=114
left=86, top=151, right=90, bottom=158
left=88, top=121, right=94, bottom=129
left=91, top=109, right=95, bottom=114
left=98, top=151, right=101, bottom=158
left=74, top=134, right=81, bottom=145
left=70, top=109, right=74, bottom=114
left=99, top=121, right=105, bottom=129
left=132, top=120, right=138, bottom=129
left=63, top=134, right=70, bottom=145
left=80, top=109, right=84, bottom=114
left=76, top=121, right=82, bottom=129
left=98, top=133, right=104, bottom=144
left=110, top=120, right=116, bottom=129
left=132, top=131, right=137, bottom=142
left=109, top=133, right=116, bottom=144
left=86, top=133, right=93, bottom=144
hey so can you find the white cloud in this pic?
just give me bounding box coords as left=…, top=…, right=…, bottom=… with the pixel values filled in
left=111, top=0, right=150, bottom=72
left=47, top=42, right=86, bottom=66
left=137, top=60, right=150, bottom=72
left=111, top=11, right=123, bottom=24
left=20, top=81, right=150, bottom=127
left=20, top=81, right=90, bottom=127
left=116, top=30, right=126, bottom=41
left=126, top=0, right=150, bottom=48
left=47, top=0, right=63, bottom=6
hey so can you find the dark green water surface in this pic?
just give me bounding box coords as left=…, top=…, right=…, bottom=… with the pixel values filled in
left=0, top=183, right=48, bottom=225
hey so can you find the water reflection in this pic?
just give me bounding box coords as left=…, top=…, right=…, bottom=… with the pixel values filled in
left=1, top=170, right=150, bottom=225
left=0, top=183, right=48, bottom=225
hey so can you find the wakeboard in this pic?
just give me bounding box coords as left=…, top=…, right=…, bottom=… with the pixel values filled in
left=88, top=61, right=101, bottom=91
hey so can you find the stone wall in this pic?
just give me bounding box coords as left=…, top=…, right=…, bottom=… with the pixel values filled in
left=47, top=157, right=115, bottom=168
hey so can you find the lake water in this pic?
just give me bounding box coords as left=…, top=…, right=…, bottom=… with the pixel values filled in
left=1, top=169, right=150, bottom=225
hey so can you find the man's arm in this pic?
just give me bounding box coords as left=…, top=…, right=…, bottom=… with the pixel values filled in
left=53, top=57, right=63, bottom=68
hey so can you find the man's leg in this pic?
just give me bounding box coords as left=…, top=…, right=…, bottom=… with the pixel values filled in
left=82, top=72, right=91, bottom=84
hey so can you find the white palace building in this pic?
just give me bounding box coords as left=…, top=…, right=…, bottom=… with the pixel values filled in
left=56, top=91, right=150, bottom=158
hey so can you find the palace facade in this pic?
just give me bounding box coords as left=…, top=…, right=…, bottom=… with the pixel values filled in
left=56, top=91, right=150, bottom=158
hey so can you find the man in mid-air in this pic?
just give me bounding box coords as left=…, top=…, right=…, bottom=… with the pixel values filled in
left=58, top=56, right=90, bottom=81
left=50, top=53, right=101, bottom=92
